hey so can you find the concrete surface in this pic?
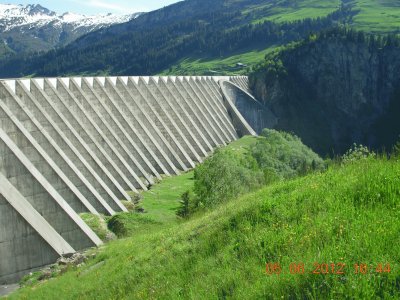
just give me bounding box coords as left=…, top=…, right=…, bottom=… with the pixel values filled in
left=0, top=75, right=261, bottom=284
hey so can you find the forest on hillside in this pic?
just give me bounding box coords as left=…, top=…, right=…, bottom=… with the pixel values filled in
left=0, top=4, right=354, bottom=77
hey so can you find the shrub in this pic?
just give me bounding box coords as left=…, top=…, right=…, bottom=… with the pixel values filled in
left=192, top=148, right=264, bottom=211
left=176, top=130, right=324, bottom=218
left=108, top=213, right=159, bottom=238
left=176, top=191, right=191, bottom=219
left=251, top=129, right=325, bottom=178
left=341, top=143, right=376, bottom=164
left=263, top=168, right=280, bottom=185
left=121, top=200, right=135, bottom=212
left=80, top=213, right=115, bottom=242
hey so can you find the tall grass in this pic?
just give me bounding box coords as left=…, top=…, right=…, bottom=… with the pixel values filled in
left=11, top=156, right=400, bottom=299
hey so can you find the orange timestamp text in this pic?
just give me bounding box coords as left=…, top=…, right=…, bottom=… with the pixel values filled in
left=265, top=262, right=393, bottom=275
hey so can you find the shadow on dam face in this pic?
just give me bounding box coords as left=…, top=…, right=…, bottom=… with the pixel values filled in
left=219, top=79, right=277, bottom=135
left=0, top=75, right=270, bottom=284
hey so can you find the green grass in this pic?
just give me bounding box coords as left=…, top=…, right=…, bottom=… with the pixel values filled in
left=160, top=47, right=277, bottom=76
left=10, top=156, right=400, bottom=299
left=247, top=0, right=341, bottom=24
left=102, top=170, right=195, bottom=240
left=79, top=213, right=112, bottom=241
left=135, top=171, right=195, bottom=224
left=223, top=135, right=260, bottom=155
left=91, top=137, right=262, bottom=240
left=351, top=0, right=400, bottom=32
left=131, top=136, right=260, bottom=224
left=242, top=0, right=400, bottom=32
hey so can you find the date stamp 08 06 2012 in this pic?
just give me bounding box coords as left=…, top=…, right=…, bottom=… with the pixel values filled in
left=265, top=262, right=393, bottom=276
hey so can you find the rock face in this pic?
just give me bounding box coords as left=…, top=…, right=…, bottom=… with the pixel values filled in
left=250, top=33, right=400, bottom=155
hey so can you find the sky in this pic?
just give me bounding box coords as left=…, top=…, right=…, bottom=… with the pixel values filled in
left=0, top=0, right=182, bottom=15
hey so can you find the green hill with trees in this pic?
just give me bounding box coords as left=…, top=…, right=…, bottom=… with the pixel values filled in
left=1, top=0, right=400, bottom=78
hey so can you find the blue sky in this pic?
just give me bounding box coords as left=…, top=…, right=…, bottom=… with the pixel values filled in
left=1, top=0, right=182, bottom=15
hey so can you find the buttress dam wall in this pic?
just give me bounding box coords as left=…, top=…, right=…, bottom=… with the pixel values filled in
left=0, top=75, right=265, bottom=284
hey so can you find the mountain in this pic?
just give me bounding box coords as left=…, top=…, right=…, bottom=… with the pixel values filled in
left=0, top=4, right=141, bottom=56
left=1, top=0, right=400, bottom=78
left=0, top=0, right=349, bottom=77
left=250, top=28, right=400, bottom=155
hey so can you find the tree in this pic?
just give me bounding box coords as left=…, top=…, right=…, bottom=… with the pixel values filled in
left=177, top=191, right=191, bottom=218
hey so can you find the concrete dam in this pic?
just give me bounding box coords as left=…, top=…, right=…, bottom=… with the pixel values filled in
left=0, top=75, right=272, bottom=284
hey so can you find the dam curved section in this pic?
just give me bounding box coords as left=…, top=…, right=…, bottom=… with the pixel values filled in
left=219, top=79, right=277, bottom=134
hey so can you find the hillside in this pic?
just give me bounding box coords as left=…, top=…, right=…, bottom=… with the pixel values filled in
left=350, top=0, right=400, bottom=32
left=0, top=0, right=344, bottom=78
left=250, top=28, right=400, bottom=155
left=1, top=0, right=400, bottom=78
left=8, top=136, right=400, bottom=299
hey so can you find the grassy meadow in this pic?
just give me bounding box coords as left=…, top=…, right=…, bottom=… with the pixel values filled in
left=160, top=47, right=277, bottom=76
left=9, top=135, right=400, bottom=299
left=245, top=0, right=341, bottom=24
left=351, top=0, right=400, bottom=32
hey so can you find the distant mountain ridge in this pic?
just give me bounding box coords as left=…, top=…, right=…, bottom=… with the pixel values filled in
left=0, top=4, right=141, bottom=55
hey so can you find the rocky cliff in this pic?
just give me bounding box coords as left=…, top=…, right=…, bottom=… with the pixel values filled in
left=250, top=30, right=400, bottom=155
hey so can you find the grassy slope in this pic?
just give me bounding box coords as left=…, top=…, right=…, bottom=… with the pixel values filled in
left=225, top=135, right=260, bottom=155
left=10, top=155, right=400, bottom=298
left=135, top=171, right=195, bottom=224
left=351, top=0, right=400, bottom=32
left=247, top=0, right=341, bottom=24
left=160, top=0, right=341, bottom=76
left=162, top=0, right=400, bottom=76
left=136, top=136, right=259, bottom=224
left=86, top=137, right=261, bottom=240
left=160, top=47, right=277, bottom=76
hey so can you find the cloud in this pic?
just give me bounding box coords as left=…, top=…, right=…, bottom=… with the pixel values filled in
left=67, top=0, right=177, bottom=14
left=87, top=0, right=127, bottom=12
left=72, top=0, right=137, bottom=13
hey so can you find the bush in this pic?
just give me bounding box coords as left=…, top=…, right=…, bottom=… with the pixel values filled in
left=251, top=129, right=325, bottom=179
left=176, top=191, right=192, bottom=219
left=341, top=143, right=376, bottom=164
left=192, top=148, right=264, bottom=211
left=107, top=213, right=159, bottom=238
left=121, top=200, right=135, bottom=212
left=175, top=130, right=324, bottom=218
left=263, top=168, right=281, bottom=185
left=80, top=213, right=115, bottom=242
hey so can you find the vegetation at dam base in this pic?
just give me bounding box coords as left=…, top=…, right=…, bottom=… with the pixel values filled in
left=179, top=130, right=324, bottom=218
left=9, top=132, right=400, bottom=299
